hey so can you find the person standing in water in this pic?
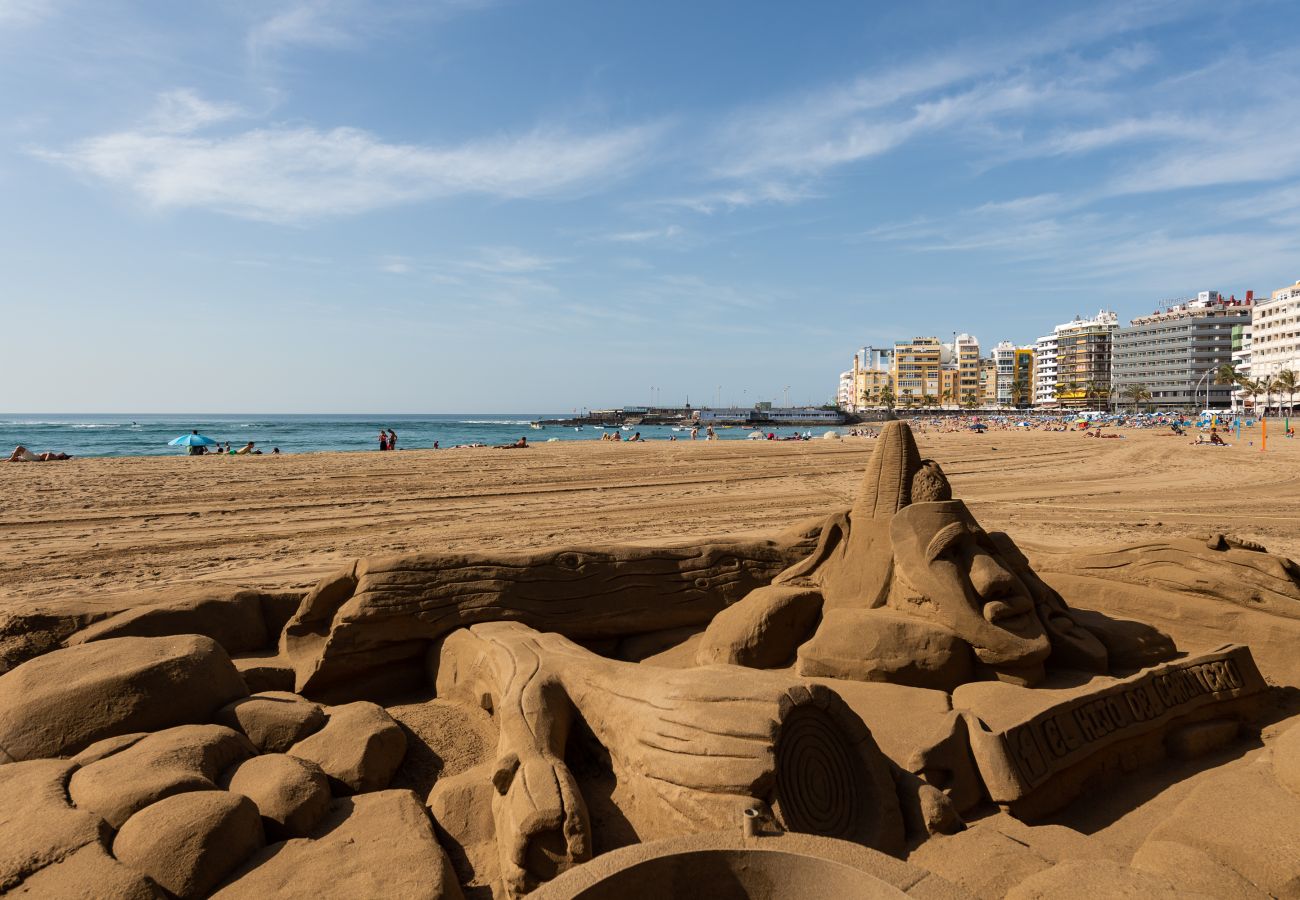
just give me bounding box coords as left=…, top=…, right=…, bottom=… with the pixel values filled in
left=387, top=429, right=397, bottom=451
left=378, top=430, right=388, bottom=451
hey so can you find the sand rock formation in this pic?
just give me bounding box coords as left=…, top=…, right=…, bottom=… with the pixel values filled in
left=215, top=691, right=326, bottom=753
left=113, top=791, right=264, bottom=898
left=286, top=701, right=406, bottom=793
left=0, top=635, right=247, bottom=762
left=69, top=724, right=256, bottom=828
left=213, top=790, right=463, bottom=900
left=223, top=754, right=332, bottom=838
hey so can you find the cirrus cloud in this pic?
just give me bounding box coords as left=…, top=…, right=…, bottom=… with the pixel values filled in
left=37, top=92, right=664, bottom=223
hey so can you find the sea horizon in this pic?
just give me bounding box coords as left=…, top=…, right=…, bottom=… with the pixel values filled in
left=0, top=411, right=806, bottom=458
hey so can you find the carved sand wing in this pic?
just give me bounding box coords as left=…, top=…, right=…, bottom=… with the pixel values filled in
left=430, top=621, right=903, bottom=898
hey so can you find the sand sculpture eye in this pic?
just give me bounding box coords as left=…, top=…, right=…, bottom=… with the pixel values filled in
left=555, top=552, right=582, bottom=571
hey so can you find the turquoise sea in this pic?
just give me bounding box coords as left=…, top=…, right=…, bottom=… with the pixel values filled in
left=0, top=414, right=818, bottom=458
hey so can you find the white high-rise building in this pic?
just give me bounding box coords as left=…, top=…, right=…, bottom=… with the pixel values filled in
left=1033, top=311, right=1119, bottom=408
left=1252, top=280, right=1300, bottom=382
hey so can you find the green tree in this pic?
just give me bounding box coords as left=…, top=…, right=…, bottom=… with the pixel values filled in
left=1121, top=383, right=1152, bottom=412
left=1274, top=369, right=1299, bottom=417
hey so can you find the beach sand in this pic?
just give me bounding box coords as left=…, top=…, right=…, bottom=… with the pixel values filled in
left=3, top=425, right=1297, bottom=605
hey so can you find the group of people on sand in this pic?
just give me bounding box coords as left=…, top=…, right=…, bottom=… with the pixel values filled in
left=377, top=429, right=399, bottom=451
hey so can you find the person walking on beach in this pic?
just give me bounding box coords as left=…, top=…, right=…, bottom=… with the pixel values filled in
left=378, top=430, right=388, bottom=451
left=387, top=429, right=397, bottom=451
left=690, top=426, right=699, bottom=440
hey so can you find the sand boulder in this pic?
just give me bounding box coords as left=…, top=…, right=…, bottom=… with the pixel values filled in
left=113, top=791, right=264, bottom=900
left=287, top=701, right=406, bottom=794
left=797, top=608, right=972, bottom=691
left=0, top=635, right=247, bottom=761
left=695, top=584, right=822, bottom=668
left=223, top=754, right=331, bottom=839
left=67, top=589, right=277, bottom=654
left=7, top=841, right=163, bottom=899
left=215, top=692, right=325, bottom=753
left=0, top=759, right=106, bottom=892
left=69, top=724, right=256, bottom=829
left=213, top=789, right=463, bottom=899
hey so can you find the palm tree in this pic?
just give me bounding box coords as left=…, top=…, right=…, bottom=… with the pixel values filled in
left=1010, top=382, right=1025, bottom=409
left=1214, top=363, right=1241, bottom=412
left=921, top=393, right=936, bottom=408
left=1260, top=376, right=1276, bottom=418
left=939, top=388, right=953, bottom=409
left=1052, top=383, right=1068, bottom=408
left=879, top=386, right=896, bottom=410
left=1121, top=383, right=1152, bottom=413
left=1274, top=369, right=1299, bottom=417
left=1083, top=380, right=1105, bottom=412
left=1242, top=377, right=1266, bottom=417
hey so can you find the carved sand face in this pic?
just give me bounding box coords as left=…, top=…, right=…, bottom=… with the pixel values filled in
left=889, top=501, right=1050, bottom=672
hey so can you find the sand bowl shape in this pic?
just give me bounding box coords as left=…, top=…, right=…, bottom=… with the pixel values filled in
left=530, top=832, right=960, bottom=899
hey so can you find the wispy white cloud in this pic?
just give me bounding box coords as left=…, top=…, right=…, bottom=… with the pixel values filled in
left=38, top=93, right=664, bottom=222
left=661, top=182, right=819, bottom=214
left=147, top=89, right=245, bottom=134
left=702, top=3, right=1190, bottom=184
left=598, top=224, right=682, bottom=243
left=463, top=246, right=564, bottom=274
left=0, top=0, right=54, bottom=28
left=246, top=0, right=494, bottom=61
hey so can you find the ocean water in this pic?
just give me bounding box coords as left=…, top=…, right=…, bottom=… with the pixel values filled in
left=0, top=414, right=819, bottom=458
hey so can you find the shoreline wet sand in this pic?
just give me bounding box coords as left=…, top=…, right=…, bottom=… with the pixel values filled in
left=4, top=427, right=1299, bottom=605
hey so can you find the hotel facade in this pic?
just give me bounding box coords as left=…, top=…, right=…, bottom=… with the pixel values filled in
left=1111, top=291, right=1252, bottom=410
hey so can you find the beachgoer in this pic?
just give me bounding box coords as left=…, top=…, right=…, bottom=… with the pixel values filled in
left=1210, top=432, right=1226, bottom=446
left=628, top=432, right=643, bottom=442
left=188, top=443, right=208, bottom=455
left=612, top=431, right=622, bottom=442
left=433, top=441, right=439, bottom=449
left=224, top=442, right=231, bottom=454
left=379, top=430, right=388, bottom=451
left=706, top=425, right=716, bottom=440
left=387, top=429, right=397, bottom=450
left=497, top=437, right=528, bottom=449
left=215, top=444, right=225, bottom=454
left=235, top=441, right=256, bottom=455
left=690, top=427, right=699, bottom=441
left=8, top=445, right=71, bottom=462
left=272, top=447, right=281, bottom=454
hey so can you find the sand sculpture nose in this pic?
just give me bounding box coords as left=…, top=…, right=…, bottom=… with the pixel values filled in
left=969, top=553, right=1026, bottom=612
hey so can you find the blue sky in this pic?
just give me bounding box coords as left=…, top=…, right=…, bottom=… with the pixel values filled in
left=3, top=0, right=1300, bottom=412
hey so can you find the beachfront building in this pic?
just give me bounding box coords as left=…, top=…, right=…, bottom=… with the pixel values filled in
left=992, top=341, right=1035, bottom=408
left=978, top=358, right=998, bottom=406
left=837, top=370, right=854, bottom=409
left=1231, top=323, right=1252, bottom=411
left=952, top=333, right=982, bottom=406
left=1112, top=291, right=1253, bottom=411
left=892, top=337, right=945, bottom=407
left=1251, top=280, right=1300, bottom=393
left=849, top=346, right=894, bottom=410
left=1033, top=311, right=1119, bottom=409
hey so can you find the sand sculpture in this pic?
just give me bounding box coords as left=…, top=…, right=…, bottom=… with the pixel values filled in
left=2, top=420, right=1299, bottom=898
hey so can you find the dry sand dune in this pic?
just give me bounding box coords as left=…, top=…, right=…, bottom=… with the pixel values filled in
left=3, top=425, right=1298, bottom=605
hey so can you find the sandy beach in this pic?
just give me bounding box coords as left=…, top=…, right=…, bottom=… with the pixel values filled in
left=4, top=425, right=1298, bottom=605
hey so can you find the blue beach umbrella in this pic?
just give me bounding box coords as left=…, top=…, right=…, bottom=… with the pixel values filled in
left=168, top=433, right=218, bottom=447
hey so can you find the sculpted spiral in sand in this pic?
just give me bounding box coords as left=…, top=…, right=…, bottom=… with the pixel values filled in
left=775, top=704, right=868, bottom=841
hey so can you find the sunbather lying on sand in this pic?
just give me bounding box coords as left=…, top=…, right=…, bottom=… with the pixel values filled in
left=7, top=445, right=72, bottom=462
